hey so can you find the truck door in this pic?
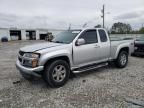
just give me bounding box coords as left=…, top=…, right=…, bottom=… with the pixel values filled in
left=98, top=29, right=110, bottom=61
left=73, top=29, right=101, bottom=66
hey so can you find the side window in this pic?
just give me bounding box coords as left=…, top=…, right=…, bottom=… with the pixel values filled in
left=79, top=30, right=98, bottom=44
left=98, top=29, right=107, bottom=42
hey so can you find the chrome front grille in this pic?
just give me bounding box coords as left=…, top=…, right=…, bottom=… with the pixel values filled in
left=18, top=51, right=31, bottom=67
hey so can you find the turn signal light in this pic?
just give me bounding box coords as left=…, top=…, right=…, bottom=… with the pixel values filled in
left=32, top=59, right=38, bottom=68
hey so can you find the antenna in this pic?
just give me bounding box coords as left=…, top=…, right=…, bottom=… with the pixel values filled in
left=68, top=23, right=71, bottom=30
left=82, top=23, right=87, bottom=28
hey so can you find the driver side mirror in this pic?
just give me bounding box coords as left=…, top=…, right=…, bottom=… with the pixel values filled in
left=76, top=38, right=85, bottom=46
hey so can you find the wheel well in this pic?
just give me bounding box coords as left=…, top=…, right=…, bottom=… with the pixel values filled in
left=119, top=47, right=129, bottom=54
left=44, top=56, right=70, bottom=68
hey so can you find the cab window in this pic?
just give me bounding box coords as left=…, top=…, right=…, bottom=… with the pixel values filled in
left=79, top=30, right=98, bottom=44
left=98, top=29, right=108, bottom=42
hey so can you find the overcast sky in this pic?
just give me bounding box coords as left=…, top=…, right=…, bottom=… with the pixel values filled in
left=0, top=0, right=144, bottom=30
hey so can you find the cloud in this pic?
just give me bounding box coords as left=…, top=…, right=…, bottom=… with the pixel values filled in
left=0, top=11, right=101, bottom=29
left=115, top=10, right=144, bottom=20
left=0, top=0, right=144, bottom=29
left=0, top=13, right=17, bottom=22
left=0, top=12, right=70, bottom=29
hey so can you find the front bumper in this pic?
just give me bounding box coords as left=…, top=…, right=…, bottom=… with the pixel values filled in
left=16, top=60, right=44, bottom=77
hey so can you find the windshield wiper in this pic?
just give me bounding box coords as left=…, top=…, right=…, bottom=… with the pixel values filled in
left=52, top=41, right=64, bottom=43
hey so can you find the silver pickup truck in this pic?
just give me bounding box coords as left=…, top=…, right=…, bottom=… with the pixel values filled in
left=16, top=28, right=134, bottom=87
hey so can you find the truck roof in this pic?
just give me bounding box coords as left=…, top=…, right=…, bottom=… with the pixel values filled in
left=70, top=28, right=105, bottom=31
left=83, top=27, right=104, bottom=30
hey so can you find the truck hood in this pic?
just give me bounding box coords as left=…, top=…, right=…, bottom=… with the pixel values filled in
left=20, top=42, right=64, bottom=52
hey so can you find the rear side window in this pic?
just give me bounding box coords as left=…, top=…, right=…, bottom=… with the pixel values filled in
left=98, top=29, right=107, bottom=42
left=79, top=30, right=98, bottom=44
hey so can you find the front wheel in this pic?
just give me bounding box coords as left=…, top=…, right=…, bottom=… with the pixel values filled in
left=43, top=60, right=70, bottom=88
left=115, top=51, right=128, bottom=68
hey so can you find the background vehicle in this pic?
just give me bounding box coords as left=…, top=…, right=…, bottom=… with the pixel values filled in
left=1, top=36, right=8, bottom=42
left=16, top=28, right=134, bottom=87
left=132, top=36, right=144, bottom=56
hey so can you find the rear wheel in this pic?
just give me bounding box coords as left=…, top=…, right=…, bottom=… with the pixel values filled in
left=43, top=60, right=70, bottom=88
left=115, top=51, right=128, bottom=68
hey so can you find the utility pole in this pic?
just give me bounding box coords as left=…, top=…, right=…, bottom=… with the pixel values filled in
left=101, top=5, right=105, bottom=28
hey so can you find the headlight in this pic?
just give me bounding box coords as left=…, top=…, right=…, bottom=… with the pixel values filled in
left=23, top=53, right=40, bottom=68
left=32, top=59, right=38, bottom=67
left=24, top=53, right=40, bottom=59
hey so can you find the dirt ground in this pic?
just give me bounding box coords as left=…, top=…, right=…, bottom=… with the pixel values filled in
left=0, top=40, right=144, bottom=108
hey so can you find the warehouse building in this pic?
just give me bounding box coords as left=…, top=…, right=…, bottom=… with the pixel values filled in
left=0, top=28, right=62, bottom=41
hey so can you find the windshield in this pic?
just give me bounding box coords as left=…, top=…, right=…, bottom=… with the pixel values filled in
left=52, top=30, right=81, bottom=44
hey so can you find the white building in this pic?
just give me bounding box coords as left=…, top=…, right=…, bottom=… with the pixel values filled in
left=0, top=28, right=63, bottom=41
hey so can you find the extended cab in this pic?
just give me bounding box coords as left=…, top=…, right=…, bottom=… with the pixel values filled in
left=16, top=28, right=134, bottom=87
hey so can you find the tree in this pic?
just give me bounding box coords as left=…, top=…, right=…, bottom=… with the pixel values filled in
left=139, top=27, right=144, bottom=34
left=94, top=24, right=102, bottom=28
left=111, top=22, right=132, bottom=34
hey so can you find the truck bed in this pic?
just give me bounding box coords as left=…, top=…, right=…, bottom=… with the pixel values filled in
left=110, top=38, right=134, bottom=59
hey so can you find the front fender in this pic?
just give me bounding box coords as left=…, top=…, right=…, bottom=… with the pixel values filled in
left=38, top=50, right=72, bottom=66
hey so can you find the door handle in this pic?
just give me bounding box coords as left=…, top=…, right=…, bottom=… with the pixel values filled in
left=94, top=44, right=100, bottom=48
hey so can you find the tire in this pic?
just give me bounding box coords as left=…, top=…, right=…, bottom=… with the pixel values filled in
left=115, top=51, right=128, bottom=68
left=20, top=71, right=33, bottom=81
left=43, top=60, right=70, bottom=88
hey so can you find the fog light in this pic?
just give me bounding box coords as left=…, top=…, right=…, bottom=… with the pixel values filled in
left=32, top=59, right=38, bottom=68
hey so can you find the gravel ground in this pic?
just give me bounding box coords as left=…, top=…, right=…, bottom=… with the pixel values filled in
left=0, top=40, right=144, bottom=108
